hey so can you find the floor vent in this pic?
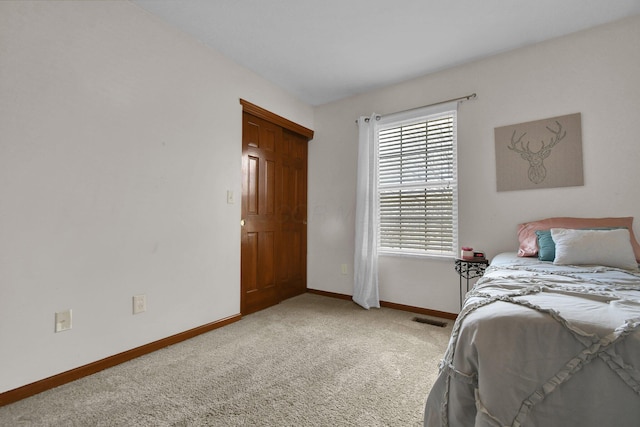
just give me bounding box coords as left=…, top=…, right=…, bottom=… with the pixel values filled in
left=412, top=317, right=447, bottom=327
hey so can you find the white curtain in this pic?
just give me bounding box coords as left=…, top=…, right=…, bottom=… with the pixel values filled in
left=353, top=114, right=380, bottom=309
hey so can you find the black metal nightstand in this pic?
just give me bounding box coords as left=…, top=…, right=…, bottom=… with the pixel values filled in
left=455, top=258, right=489, bottom=308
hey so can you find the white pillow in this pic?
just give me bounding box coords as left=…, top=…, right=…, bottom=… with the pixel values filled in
left=551, top=228, right=639, bottom=270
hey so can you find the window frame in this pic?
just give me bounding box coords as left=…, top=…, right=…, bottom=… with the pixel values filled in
left=376, top=103, right=458, bottom=259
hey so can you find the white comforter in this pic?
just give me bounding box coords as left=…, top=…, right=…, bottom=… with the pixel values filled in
left=424, top=252, right=640, bottom=427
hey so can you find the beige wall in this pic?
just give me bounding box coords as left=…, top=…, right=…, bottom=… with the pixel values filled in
left=308, top=15, right=640, bottom=313
left=0, top=1, right=313, bottom=393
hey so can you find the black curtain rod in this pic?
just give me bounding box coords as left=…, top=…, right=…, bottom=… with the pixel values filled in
left=357, top=93, right=477, bottom=123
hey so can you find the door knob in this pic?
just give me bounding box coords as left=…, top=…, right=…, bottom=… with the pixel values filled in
left=240, top=219, right=246, bottom=227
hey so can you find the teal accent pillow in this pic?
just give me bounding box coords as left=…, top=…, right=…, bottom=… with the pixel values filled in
left=536, top=230, right=556, bottom=261
left=536, top=227, right=627, bottom=262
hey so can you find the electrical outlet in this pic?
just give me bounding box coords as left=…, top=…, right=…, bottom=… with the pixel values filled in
left=341, top=264, right=348, bottom=275
left=133, top=294, right=146, bottom=314
left=55, top=309, right=72, bottom=333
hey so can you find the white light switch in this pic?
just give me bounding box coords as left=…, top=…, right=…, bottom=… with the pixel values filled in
left=226, top=190, right=234, bottom=204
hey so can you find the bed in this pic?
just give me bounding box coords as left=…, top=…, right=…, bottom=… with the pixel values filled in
left=424, top=217, right=640, bottom=427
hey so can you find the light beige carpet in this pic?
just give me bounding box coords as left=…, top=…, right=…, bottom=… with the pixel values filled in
left=0, top=293, right=452, bottom=426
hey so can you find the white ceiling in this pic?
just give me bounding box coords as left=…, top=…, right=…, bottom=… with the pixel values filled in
left=132, top=0, right=640, bottom=106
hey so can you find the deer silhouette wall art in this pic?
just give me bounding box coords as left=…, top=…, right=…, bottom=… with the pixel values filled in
left=494, top=113, right=583, bottom=192
left=508, top=121, right=566, bottom=184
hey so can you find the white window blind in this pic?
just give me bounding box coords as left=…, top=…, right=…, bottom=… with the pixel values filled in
left=377, top=108, right=458, bottom=257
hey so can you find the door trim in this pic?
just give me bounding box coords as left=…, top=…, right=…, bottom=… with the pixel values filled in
left=240, top=99, right=314, bottom=140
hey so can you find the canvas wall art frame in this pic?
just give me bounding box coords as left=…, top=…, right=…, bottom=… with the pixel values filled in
left=494, top=113, right=583, bottom=192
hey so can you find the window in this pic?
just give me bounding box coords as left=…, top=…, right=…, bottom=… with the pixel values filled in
left=377, top=106, right=457, bottom=257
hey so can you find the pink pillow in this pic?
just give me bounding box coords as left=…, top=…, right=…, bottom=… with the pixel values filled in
left=517, top=217, right=640, bottom=262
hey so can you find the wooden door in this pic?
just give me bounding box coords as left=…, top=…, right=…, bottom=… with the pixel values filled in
left=241, top=113, right=281, bottom=314
left=277, top=130, right=307, bottom=301
left=241, top=107, right=311, bottom=315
